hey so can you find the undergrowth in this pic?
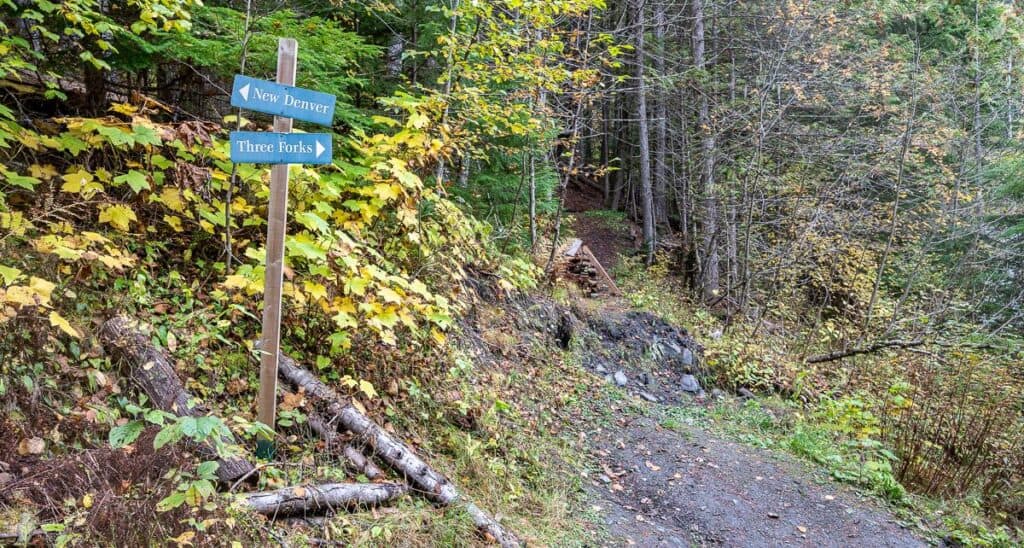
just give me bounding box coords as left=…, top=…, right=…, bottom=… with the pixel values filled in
left=614, top=254, right=1024, bottom=547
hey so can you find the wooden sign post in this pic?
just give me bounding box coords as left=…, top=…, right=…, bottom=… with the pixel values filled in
left=228, top=38, right=336, bottom=458
left=256, top=38, right=296, bottom=458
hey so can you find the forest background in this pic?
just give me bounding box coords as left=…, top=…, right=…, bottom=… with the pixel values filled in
left=1, top=0, right=1023, bottom=545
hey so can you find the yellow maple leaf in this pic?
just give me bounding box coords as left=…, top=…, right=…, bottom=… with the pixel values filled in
left=303, top=281, right=328, bottom=302
left=155, top=187, right=186, bottom=213
left=81, top=231, right=110, bottom=244
left=378, top=287, right=404, bottom=304
left=61, top=168, right=92, bottom=193
left=358, top=380, right=377, bottom=399
left=3, top=286, right=37, bottom=307
left=29, top=164, right=59, bottom=180
left=29, top=277, right=55, bottom=302
left=222, top=275, right=250, bottom=289
left=98, top=204, right=137, bottom=232
left=164, top=215, right=184, bottom=232
left=372, top=182, right=402, bottom=201
left=49, top=311, right=81, bottom=338
left=109, top=102, right=138, bottom=116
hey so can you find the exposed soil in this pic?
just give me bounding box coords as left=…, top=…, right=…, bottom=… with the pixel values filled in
left=576, top=304, right=705, bottom=406
left=583, top=412, right=924, bottom=547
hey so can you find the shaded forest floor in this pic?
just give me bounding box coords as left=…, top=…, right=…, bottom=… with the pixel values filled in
left=563, top=181, right=636, bottom=269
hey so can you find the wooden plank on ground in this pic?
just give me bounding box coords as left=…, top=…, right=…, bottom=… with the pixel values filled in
left=581, top=245, right=621, bottom=296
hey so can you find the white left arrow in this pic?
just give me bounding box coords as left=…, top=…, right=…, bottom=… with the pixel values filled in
left=315, top=139, right=326, bottom=158
left=239, top=83, right=250, bottom=101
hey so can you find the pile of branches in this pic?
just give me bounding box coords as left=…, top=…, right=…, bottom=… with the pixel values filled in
left=97, top=316, right=521, bottom=546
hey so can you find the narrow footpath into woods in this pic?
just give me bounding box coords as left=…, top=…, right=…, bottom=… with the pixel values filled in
left=561, top=194, right=925, bottom=546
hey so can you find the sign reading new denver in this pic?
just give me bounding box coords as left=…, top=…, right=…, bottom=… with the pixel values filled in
left=230, top=74, right=336, bottom=126
left=230, top=131, right=332, bottom=165
left=228, top=74, right=336, bottom=165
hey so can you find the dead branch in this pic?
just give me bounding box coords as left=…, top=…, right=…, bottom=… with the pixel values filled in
left=581, top=244, right=621, bottom=296
left=805, top=339, right=925, bottom=364
left=306, top=412, right=383, bottom=480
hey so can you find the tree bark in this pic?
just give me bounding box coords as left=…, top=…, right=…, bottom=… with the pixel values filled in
left=99, top=316, right=256, bottom=484
left=276, top=353, right=521, bottom=547
left=692, top=0, right=720, bottom=300
left=653, top=2, right=669, bottom=226
left=634, top=0, right=656, bottom=265
left=239, top=482, right=407, bottom=517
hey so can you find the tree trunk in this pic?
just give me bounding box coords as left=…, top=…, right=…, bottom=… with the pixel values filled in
left=653, top=2, right=669, bottom=226
left=693, top=0, right=719, bottom=300
left=276, top=353, right=521, bottom=547
left=634, top=0, right=655, bottom=265
left=239, top=482, right=406, bottom=517
left=611, top=95, right=627, bottom=211
left=601, top=97, right=611, bottom=205
left=529, top=151, right=538, bottom=248
left=386, top=33, right=404, bottom=78
left=727, top=203, right=738, bottom=296
left=99, top=316, right=256, bottom=484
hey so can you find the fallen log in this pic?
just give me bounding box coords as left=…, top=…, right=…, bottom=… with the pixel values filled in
left=277, top=353, right=522, bottom=547
left=100, top=316, right=256, bottom=484
left=239, top=482, right=406, bottom=517
left=306, top=412, right=383, bottom=480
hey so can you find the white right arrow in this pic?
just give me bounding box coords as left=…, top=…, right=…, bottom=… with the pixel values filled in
left=239, top=83, right=250, bottom=101
left=315, top=140, right=325, bottom=158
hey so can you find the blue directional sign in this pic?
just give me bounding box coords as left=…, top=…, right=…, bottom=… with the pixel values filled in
left=230, top=131, right=332, bottom=165
left=231, top=75, right=336, bottom=126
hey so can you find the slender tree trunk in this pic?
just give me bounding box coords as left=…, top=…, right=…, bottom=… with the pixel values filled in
left=529, top=27, right=547, bottom=249
left=634, top=0, right=656, bottom=264
left=653, top=2, right=669, bottom=226
left=434, top=0, right=462, bottom=186
left=611, top=95, right=627, bottom=211
left=601, top=97, right=611, bottom=205
left=727, top=203, right=738, bottom=295
left=528, top=152, right=538, bottom=247
left=693, top=0, right=719, bottom=300
left=863, top=26, right=920, bottom=334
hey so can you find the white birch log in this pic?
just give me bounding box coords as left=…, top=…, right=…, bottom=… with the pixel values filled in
left=239, top=482, right=406, bottom=516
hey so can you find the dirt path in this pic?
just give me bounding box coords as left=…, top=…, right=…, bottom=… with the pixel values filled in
left=564, top=182, right=636, bottom=272
left=583, top=410, right=924, bottom=547
left=562, top=187, right=924, bottom=547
